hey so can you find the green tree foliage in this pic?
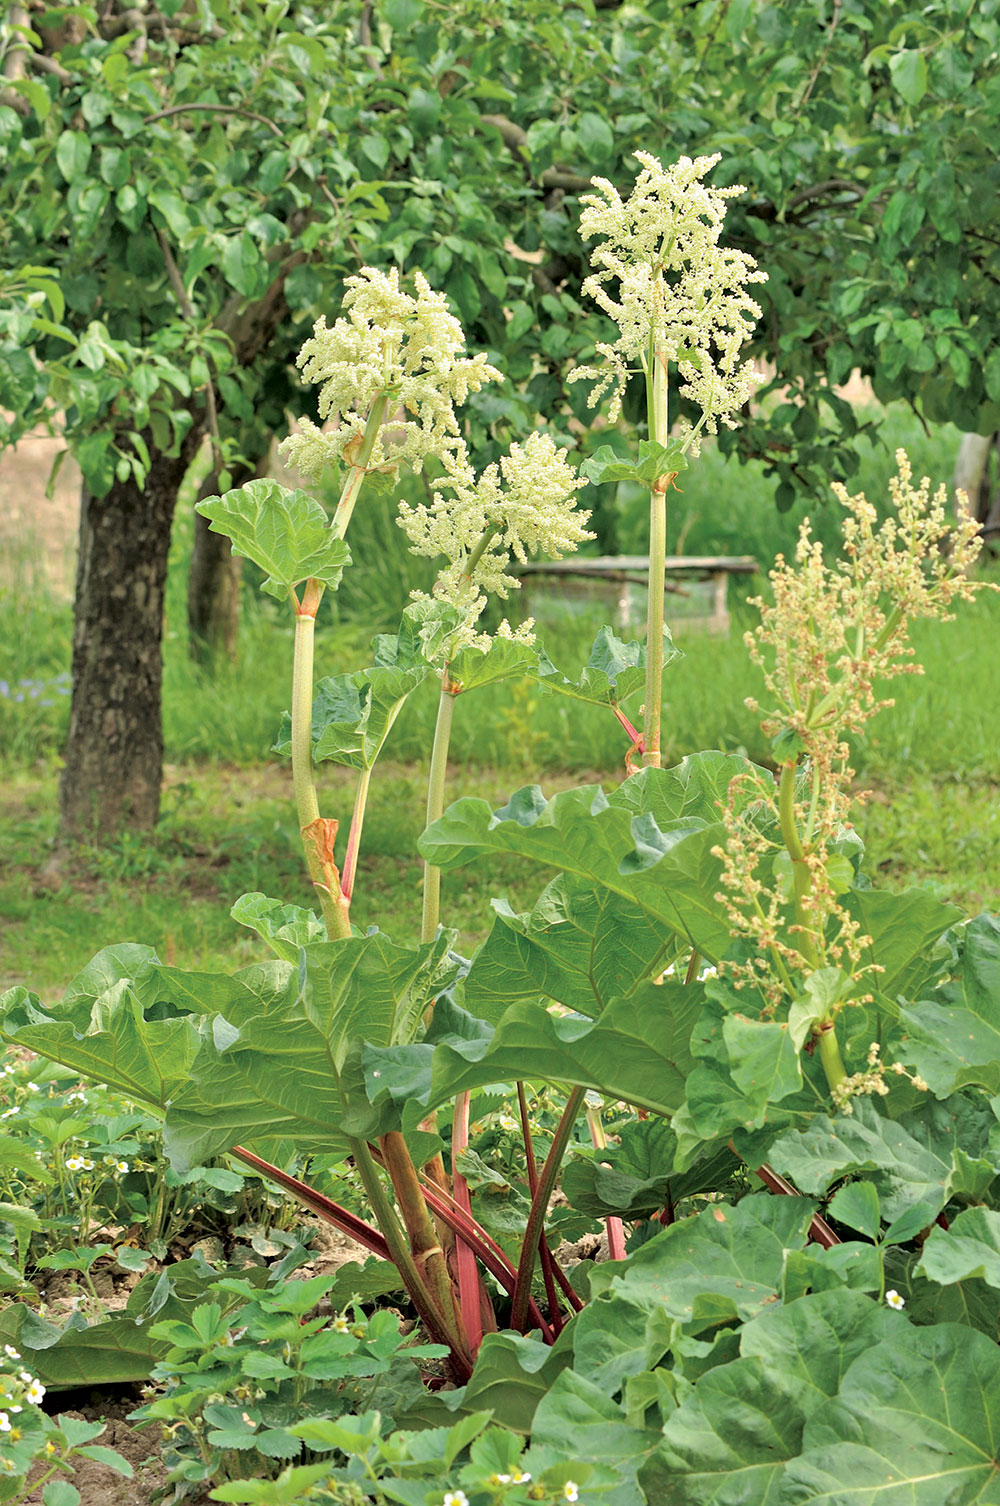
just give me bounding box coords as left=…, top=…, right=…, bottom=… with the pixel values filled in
left=3, top=0, right=998, bottom=494
left=1, top=0, right=997, bottom=829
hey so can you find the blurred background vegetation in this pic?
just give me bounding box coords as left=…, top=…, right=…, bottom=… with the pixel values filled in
left=3, top=396, right=997, bottom=995
left=2, top=0, right=999, bottom=992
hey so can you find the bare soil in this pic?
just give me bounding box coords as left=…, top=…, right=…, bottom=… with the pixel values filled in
left=0, top=427, right=81, bottom=597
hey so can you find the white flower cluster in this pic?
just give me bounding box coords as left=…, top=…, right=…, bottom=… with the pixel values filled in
left=0, top=1359, right=46, bottom=1442
left=571, top=151, right=767, bottom=429
left=280, top=267, right=501, bottom=479
left=398, top=432, right=591, bottom=651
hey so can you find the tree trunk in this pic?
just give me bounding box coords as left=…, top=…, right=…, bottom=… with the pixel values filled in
left=953, top=431, right=1000, bottom=547
left=187, top=449, right=267, bottom=660
left=60, top=429, right=201, bottom=839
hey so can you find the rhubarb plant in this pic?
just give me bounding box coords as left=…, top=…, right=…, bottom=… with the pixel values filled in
left=4, top=154, right=1000, bottom=1501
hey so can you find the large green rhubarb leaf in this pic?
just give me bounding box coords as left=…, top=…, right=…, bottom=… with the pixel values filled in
left=902, top=913, right=1000, bottom=1096
left=419, top=755, right=768, bottom=961
left=562, top=1118, right=738, bottom=1221
left=845, top=888, right=963, bottom=1003
left=530, top=1370, right=661, bottom=1504
left=588, top=1193, right=816, bottom=1336
left=464, top=876, right=671, bottom=1022
left=0, top=946, right=207, bottom=1110
left=366, top=984, right=703, bottom=1121
left=769, top=1096, right=1000, bottom=1236
left=534, top=624, right=661, bottom=708
left=164, top=933, right=456, bottom=1168
left=196, top=479, right=350, bottom=599
left=447, top=634, right=539, bottom=693
left=609, top=753, right=769, bottom=829
left=273, top=663, right=427, bottom=770
left=230, top=893, right=326, bottom=961
left=784, top=1323, right=1000, bottom=1503
left=916, top=1206, right=1000, bottom=1290
left=639, top=1291, right=907, bottom=1505
left=680, top=990, right=822, bottom=1153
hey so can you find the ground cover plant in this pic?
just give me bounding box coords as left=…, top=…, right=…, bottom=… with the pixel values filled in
left=4, top=149, right=1000, bottom=1506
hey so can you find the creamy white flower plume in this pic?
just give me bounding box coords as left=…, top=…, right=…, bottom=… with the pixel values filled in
left=280, top=266, right=501, bottom=478
left=398, top=432, right=591, bottom=654
left=571, top=151, right=766, bottom=425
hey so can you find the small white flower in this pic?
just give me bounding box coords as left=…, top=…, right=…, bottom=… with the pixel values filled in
left=26, top=1082, right=39, bottom=1093
left=67, top=1091, right=87, bottom=1104
left=65, top=1156, right=84, bottom=1171
left=510, top=1468, right=531, bottom=1484
left=1, top=1064, right=15, bottom=1076
left=0, top=1108, right=17, bottom=1119
left=333, top=1316, right=350, bottom=1334
left=3, top=1347, right=19, bottom=1360
left=885, top=1290, right=905, bottom=1311
left=564, top=1485, right=580, bottom=1504
left=25, top=1379, right=45, bottom=1405
left=81, top=1158, right=94, bottom=1171
left=0, top=1414, right=9, bottom=1433
left=18, top=1372, right=33, bottom=1385
left=442, top=1492, right=469, bottom=1506
left=115, top=1161, right=129, bottom=1173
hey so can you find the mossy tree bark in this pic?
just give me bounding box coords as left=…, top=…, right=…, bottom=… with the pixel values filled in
left=60, top=428, right=201, bottom=839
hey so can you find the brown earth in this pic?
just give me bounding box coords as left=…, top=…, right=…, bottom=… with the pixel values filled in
left=0, top=428, right=82, bottom=598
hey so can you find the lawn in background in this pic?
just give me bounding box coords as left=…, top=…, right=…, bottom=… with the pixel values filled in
left=2, top=401, right=997, bottom=995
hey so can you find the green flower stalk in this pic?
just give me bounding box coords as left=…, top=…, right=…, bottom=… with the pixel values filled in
left=715, top=452, right=989, bottom=1101
left=405, top=438, right=589, bottom=941
left=573, top=151, right=766, bottom=762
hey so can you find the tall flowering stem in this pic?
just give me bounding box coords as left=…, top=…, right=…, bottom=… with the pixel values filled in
left=572, top=153, right=766, bottom=758
left=715, top=453, right=988, bottom=1108
left=644, top=348, right=671, bottom=766
left=196, top=264, right=594, bottom=1373
left=421, top=682, right=457, bottom=946
left=419, top=522, right=501, bottom=946
left=288, top=398, right=390, bottom=941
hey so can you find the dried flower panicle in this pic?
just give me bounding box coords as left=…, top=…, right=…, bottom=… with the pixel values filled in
left=747, top=450, right=984, bottom=767
left=571, top=151, right=767, bottom=430
left=398, top=432, right=591, bottom=653
left=280, top=267, right=501, bottom=479
left=831, top=1041, right=930, bottom=1113
left=714, top=453, right=989, bottom=1023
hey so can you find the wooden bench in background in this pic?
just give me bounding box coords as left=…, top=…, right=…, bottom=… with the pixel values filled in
left=515, top=554, right=760, bottom=635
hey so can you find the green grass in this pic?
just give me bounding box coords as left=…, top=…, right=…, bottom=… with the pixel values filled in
left=2, top=751, right=997, bottom=1001
left=1, top=399, right=997, bottom=996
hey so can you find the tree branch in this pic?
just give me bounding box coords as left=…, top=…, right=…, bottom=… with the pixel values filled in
left=156, top=230, right=223, bottom=469
left=28, top=50, right=71, bottom=82
left=797, top=0, right=843, bottom=113
left=0, top=4, right=31, bottom=115
left=479, top=113, right=592, bottom=192
left=143, top=102, right=283, bottom=136
left=785, top=178, right=862, bottom=212
left=358, top=0, right=383, bottom=77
